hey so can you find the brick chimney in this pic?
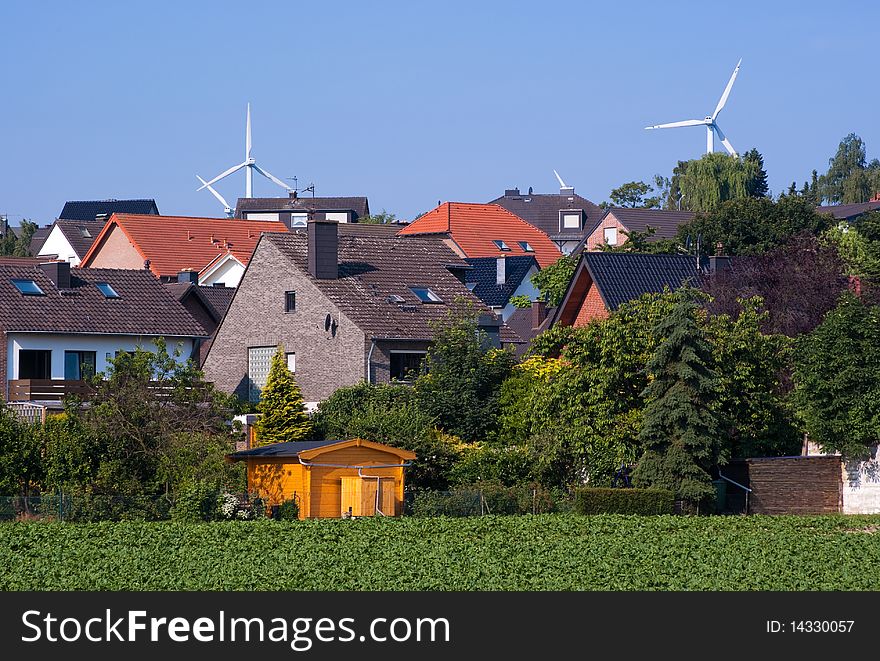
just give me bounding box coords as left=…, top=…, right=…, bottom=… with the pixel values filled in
left=177, top=269, right=199, bottom=284
left=308, top=218, right=338, bottom=279
left=531, top=299, right=547, bottom=329
left=496, top=255, right=507, bottom=285
left=40, top=260, right=71, bottom=289
left=504, top=188, right=520, bottom=197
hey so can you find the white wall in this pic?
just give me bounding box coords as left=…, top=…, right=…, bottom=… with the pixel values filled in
left=500, top=264, right=541, bottom=320
left=842, top=446, right=880, bottom=514
left=200, top=257, right=245, bottom=287
left=556, top=240, right=580, bottom=255
left=244, top=213, right=279, bottom=221
left=37, top=225, right=80, bottom=265
left=6, top=333, right=196, bottom=380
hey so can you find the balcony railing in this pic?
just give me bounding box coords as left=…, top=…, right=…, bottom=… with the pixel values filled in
left=8, top=379, right=95, bottom=402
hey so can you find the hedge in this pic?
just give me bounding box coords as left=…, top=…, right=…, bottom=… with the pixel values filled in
left=574, top=488, right=674, bottom=515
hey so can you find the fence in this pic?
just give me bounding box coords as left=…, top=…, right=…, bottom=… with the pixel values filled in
left=406, top=485, right=574, bottom=517
left=4, top=402, right=48, bottom=424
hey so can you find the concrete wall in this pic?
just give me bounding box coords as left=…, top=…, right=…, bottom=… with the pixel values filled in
left=202, top=239, right=366, bottom=405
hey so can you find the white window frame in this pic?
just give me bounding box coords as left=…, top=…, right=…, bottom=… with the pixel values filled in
left=286, top=352, right=296, bottom=373
left=604, top=227, right=618, bottom=245
left=561, top=212, right=581, bottom=230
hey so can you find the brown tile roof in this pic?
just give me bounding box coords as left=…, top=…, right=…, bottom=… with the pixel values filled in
left=0, top=265, right=208, bottom=336
left=263, top=231, right=516, bottom=342
left=29, top=226, right=52, bottom=256
left=236, top=196, right=370, bottom=219
left=490, top=188, right=604, bottom=240
left=397, top=202, right=562, bottom=268
left=54, top=219, right=107, bottom=259
left=596, top=208, right=695, bottom=240
left=80, top=214, right=288, bottom=278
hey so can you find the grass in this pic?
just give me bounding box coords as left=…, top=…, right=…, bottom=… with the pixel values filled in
left=1, top=514, right=879, bottom=590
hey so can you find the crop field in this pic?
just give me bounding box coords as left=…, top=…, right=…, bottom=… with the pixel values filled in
left=1, top=514, right=879, bottom=590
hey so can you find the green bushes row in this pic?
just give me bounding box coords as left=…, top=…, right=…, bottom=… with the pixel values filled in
left=574, top=488, right=674, bottom=515
left=409, top=481, right=572, bottom=517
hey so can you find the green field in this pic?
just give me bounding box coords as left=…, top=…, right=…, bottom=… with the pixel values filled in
left=1, top=514, right=879, bottom=590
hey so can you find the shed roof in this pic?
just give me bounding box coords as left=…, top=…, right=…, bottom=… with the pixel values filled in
left=228, top=438, right=416, bottom=461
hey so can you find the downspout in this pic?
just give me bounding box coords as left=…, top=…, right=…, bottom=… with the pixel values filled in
left=365, top=340, right=376, bottom=384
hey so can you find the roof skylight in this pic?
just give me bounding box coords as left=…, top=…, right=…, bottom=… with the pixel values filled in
left=493, top=240, right=511, bottom=251
left=96, top=282, right=121, bottom=299
left=12, top=279, right=45, bottom=296
left=409, top=287, right=443, bottom=303
left=518, top=241, right=534, bottom=252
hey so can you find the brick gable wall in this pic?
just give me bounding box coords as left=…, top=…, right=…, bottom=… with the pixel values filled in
left=585, top=214, right=630, bottom=251
left=573, top=283, right=608, bottom=327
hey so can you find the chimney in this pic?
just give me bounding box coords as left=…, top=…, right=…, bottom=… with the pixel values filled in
left=40, top=261, right=71, bottom=289
left=531, top=299, right=547, bottom=329
left=504, top=188, right=521, bottom=197
left=477, top=313, right=502, bottom=349
left=496, top=255, right=507, bottom=285
left=308, top=218, right=338, bottom=279
left=560, top=185, right=575, bottom=195
left=177, top=269, right=199, bottom=284
left=708, top=255, right=732, bottom=274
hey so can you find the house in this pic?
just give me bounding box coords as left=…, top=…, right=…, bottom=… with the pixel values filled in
left=79, top=214, right=288, bottom=286
left=582, top=208, right=695, bottom=252
left=464, top=255, right=540, bottom=320
left=227, top=438, right=416, bottom=518
left=57, top=198, right=160, bottom=221
left=164, top=272, right=236, bottom=366
left=0, top=260, right=207, bottom=402
left=235, top=193, right=370, bottom=225
left=552, top=252, right=706, bottom=327
left=397, top=202, right=562, bottom=267
left=489, top=185, right=604, bottom=255
left=816, top=197, right=880, bottom=222
left=504, top=301, right=554, bottom=357
left=203, top=219, right=519, bottom=405
left=36, top=219, right=106, bottom=265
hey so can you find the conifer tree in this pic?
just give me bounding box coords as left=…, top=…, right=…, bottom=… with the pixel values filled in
left=255, top=345, right=312, bottom=445
left=633, top=291, right=724, bottom=506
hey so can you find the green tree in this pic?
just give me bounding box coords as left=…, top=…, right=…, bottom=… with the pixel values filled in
left=414, top=306, right=516, bottom=443
left=665, top=152, right=767, bottom=212
left=598, top=226, right=680, bottom=254
left=530, top=254, right=577, bottom=306
left=793, top=293, right=880, bottom=458
left=818, top=133, right=879, bottom=204
left=255, top=345, right=312, bottom=445
left=358, top=209, right=398, bottom=224
left=743, top=148, right=769, bottom=198
left=0, top=407, right=44, bottom=501
left=633, top=291, right=724, bottom=505
left=0, top=219, right=37, bottom=257
left=606, top=181, right=662, bottom=209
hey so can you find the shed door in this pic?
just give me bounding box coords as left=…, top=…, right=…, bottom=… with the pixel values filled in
left=340, top=477, right=396, bottom=517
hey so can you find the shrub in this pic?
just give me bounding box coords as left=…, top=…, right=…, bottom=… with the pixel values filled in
left=409, top=481, right=569, bottom=517
left=169, top=481, right=221, bottom=522
left=275, top=497, right=300, bottom=521
left=574, top=488, right=675, bottom=515
left=449, top=444, right=536, bottom=486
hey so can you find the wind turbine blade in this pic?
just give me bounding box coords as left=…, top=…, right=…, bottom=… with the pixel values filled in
left=713, top=124, right=737, bottom=157
left=253, top=164, right=294, bottom=191
left=197, top=161, right=248, bottom=190
left=246, top=103, right=252, bottom=160
left=645, top=119, right=707, bottom=130
left=196, top=175, right=232, bottom=210
left=553, top=169, right=568, bottom=189
left=712, top=58, right=742, bottom=120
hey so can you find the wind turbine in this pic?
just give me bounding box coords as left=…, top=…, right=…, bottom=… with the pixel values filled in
left=196, top=103, right=294, bottom=202
left=645, top=58, right=742, bottom=157
left=196, top=175, right=234, bottom=218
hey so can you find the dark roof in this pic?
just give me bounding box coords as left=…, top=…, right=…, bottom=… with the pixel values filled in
left=0, top=264, right=207, bottom=337
left=489, top=188, right=604, bottom=240
left=583, top=252, right=702, bottom=311
left=236, top=196, right=370, bottom=219
left=599, top=208, right=696, bottom=239
left=54, top=219, right=107, bottom=259
left=58, top=199, right=159, bottom=221
left=262, top=231, right=515, bottom=342
left=505, top=303, right=554, bottom=356
left=464, top=256, right=537, bottom=307
left=228, top=440, right=343, bottom=459
left=29, top=226, right=52, bottom=256
left=165, top=282, right=235, bottom=324
left=816, top=201, right=880, bottom=220
left=337, top=224, right=401, bottom=237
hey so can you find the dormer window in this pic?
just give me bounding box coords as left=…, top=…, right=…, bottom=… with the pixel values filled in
left=12, top=279, right=45, bottom=296
left=493, top=240, right=511, bottom=251
left=560, top=211, right=583, bottom=230
left=410, top=287, right=443, bottom=303
left=518, top=241, right=534, bottom=252
left=96, top=282, right=121, bottom=298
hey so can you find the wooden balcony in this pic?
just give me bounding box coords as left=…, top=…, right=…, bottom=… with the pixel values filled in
left=8, top=379, right=96, bottom=402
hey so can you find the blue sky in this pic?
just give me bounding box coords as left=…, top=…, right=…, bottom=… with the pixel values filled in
left=1, top=1, right=877, bottom=226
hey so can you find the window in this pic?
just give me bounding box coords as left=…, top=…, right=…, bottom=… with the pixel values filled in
left=604, top=227, right=618, bottom=245
left=248, top=346, right=275, bottom=402
left=492, top=240, right=511, bottom=251
left=12, top=279, right=45, bottom=296
left=18, top=350, right=51, bottom=379
left=64, top=351, right=96, bottom=380
left=561, top=212, right=582, bottom=230
left=390, top=352, right=426, bottom=381
left=409, top=287, right=442, bottom=303
left=96, top=282, right=120, bottom=298
left=285, top=290, right=296, bottom=312
left=387, top=294, right=405, bottom=304
left=518, top=241, right=534, bottom=252
left=286, top=352, right=296, bottom=373
left=290, top=213, right=309, bottom=227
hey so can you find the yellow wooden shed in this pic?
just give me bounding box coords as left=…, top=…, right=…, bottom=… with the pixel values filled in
left=227, top=439, right=416, bottom=519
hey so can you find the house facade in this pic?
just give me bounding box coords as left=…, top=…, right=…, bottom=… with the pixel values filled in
left=0, top=261, right=207, bottom=402
left=36, top=219, right=106, bottom=266
left=203, top=220, right=516, bottom=405
left=235, top=194, right=370, bottom=225
left=464, top=255, right=540, bottom=320
left=582, top=208, right=695, bottom=251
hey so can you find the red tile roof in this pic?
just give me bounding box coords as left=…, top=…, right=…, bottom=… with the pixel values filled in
left=397, top=202, right=561, bottom=267
left=80, top=214, right=288, bottom=277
